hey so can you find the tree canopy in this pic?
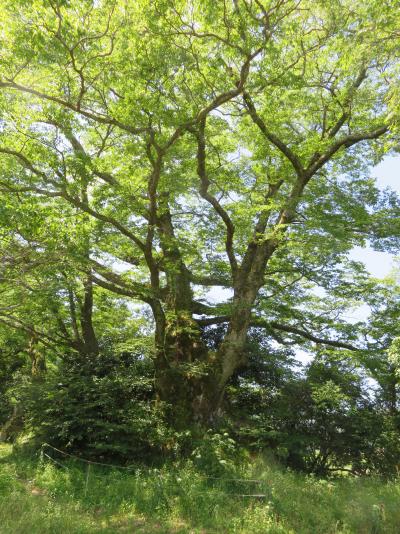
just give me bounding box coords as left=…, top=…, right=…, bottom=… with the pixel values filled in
left=0, top=0, right=399, bottom=441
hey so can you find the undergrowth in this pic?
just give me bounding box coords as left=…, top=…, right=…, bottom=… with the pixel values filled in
left=0, top=444, right=399, bottom=533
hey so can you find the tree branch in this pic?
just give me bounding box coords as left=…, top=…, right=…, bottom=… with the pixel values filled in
left=305, top=125, right=388, bottom=177
left=0, top=80, right=148, bottom=136
left=195, top=314, right=359, bottom=350
left=195, top=118, right=238, bottom=277
left=325, top=67, right=368, bottom=139
left=89, top=258, right=154, bottom=302
left=243, top=91, right=304, bottom=178
left=164, top=49, right=262, bottom=149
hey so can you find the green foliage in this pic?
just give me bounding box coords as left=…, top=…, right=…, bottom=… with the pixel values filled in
left=0, top=329, right=29, bottom=427
left=229, top=341, right=400, bottom=477
left=21, top=351, right=169, bottom=461
left=0, top=350, right=25, bottom=426
left=0, top=0, right=399, bottom=495
left=388, top=337, right=400, bottom=377
left=191, top=430, right=248, bottom=477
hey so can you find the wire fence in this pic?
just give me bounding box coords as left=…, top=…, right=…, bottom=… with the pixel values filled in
left=40, top=443, right=137, bottom=470
left=39, top=442, right=268, bottom=499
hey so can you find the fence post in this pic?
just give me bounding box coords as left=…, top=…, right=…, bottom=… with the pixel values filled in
left=84, top=463, right=91, bottom=497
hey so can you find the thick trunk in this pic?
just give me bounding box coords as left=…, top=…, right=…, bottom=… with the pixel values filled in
left=217, top=243, right=277, bottom=394
left=151, top=152, right=285, bottom=425
left=155, top=362, right=221, bottom=428
left=154, top=311, right=221, bottom=427
left=153, top=245, right=276, bottom=426
left=152, top=199, right=226, bottom=425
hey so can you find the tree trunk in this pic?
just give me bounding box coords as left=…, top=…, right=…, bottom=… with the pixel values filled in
left=153, top=310, right=220, bottom=427
left=153, top=244, right=274, bottom=427
left=0, top=404, right=23, bottom=442
left=79, top=274, right=99, bottom=356
left=28, top=332, right=46, bottom=379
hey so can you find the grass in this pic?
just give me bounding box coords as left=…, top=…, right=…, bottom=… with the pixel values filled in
left=0, top=443, right=399, bottom=533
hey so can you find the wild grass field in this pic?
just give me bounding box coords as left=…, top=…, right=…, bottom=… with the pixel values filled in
left=0, top=443, right=399, bottom=534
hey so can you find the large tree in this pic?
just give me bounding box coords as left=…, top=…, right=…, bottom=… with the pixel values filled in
left=0, top=0, right=399, bottom=424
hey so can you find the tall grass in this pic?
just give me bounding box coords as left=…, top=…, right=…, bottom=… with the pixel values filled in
left=0, top=444, right=399, bottom=533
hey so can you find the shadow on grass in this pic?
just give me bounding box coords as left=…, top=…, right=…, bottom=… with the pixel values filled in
left=1, top=444, right=400, bottom=533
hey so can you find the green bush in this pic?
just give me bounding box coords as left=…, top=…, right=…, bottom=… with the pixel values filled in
left=21, top=351, right=171, bottom=461
left=229, top=348, right=400, bottom=477
left=191, top=430, right=248, bottom=477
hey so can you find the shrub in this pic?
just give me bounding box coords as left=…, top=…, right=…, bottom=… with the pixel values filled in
left=191, top=430, right=248, bottom=477
left=21, top=351, right=170, bottom=461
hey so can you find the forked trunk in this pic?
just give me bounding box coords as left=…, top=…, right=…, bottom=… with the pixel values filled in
left=153, top=307, right=253, bottom=427
left=153, top=311, right=222, bottom=427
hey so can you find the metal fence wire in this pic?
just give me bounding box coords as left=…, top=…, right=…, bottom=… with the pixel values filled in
left=39, top=442, right=268, bottom=499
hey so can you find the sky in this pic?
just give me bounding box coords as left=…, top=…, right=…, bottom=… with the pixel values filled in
left=349, top=155, right=400, bottom=278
